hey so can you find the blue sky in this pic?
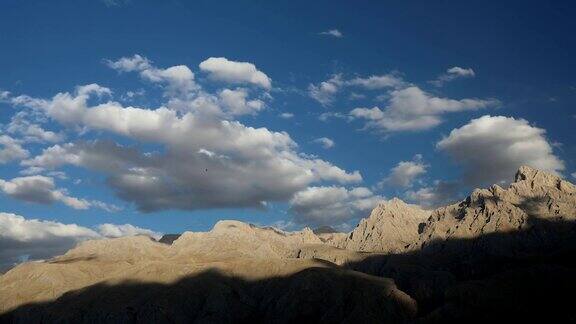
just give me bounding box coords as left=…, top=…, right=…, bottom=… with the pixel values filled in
left=0, top=0, right=575, bottom=251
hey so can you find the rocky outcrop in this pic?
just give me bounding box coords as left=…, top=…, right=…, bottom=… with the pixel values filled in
left=348, top=166, right=576, bottom=321
left=415, top=166, right=576, bottom=258
left=339, top=198, right=430, bottom=253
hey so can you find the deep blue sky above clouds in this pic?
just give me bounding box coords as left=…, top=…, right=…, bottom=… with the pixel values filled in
left=0, top=0, right=575, bottom=268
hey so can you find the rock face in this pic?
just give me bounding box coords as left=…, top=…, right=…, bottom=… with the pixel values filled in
left=339, top=198, right=430, bottom=253
left=415, top=166, right=576, bottom=258
left=348, top=166, right=576, bottom=321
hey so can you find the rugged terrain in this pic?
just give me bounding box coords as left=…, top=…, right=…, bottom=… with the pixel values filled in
left=0, top=166, right=575, bottom=323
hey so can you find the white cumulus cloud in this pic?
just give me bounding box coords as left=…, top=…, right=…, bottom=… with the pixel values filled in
left=218, top=88, right=265, bottom=116
left=308, top=73, right=404, bottom=106
left=404, top=180, right=461, bottom=209
left=0, top=135, right=29, bottom=164
left=437, top=115, right=565, bottom=187
left=289, top=186, right=383, bottom=226
left=379, top=154, right=427, bottom=188
left=308, top=74, right=343, bottom=106
left=15, top=80, right=361, bottom=211
left=199, top=57, right=271, bottom=89
left=0, top=175, right=118, bottom=211
left=107, top=54, right=197, bottom=96
left=350, top=86, right=499, bottom=132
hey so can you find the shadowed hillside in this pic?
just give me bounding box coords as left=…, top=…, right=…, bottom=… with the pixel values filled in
left=1, top=217, right=575, bottom=323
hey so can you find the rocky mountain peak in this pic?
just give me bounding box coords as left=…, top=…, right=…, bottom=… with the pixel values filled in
left=415, top=166, right=576, bottom=255
left=337, top=198, right=430, bottom=253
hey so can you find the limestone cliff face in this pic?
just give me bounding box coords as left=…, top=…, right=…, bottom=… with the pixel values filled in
left=415, top=165, right=576, bottom=256
left=338, top=198, right=430, bottom=253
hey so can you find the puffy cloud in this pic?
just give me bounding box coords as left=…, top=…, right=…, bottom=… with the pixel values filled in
left=319, top=29, right=343, bottom=38
left=308, top=74, right=343, bottom=106
left=437, top=115, right=565, bottom=187
left=107, top=55, right=197, bottom=96
left=0, top=212, right=160, bottom=272
left=279, top=112, right=294, bottom=119
left=218, top=88, right=265, bottom=116
left=20, top=115, right=360, bottom=212
left=308, top=73, right=404, bottom=106
left=12, top=56, right=360, bottom=212
left=379, top=154, right=427, bottom=188
left=430, top=66, right=476, bottom=87
left=199, top=57, right=271, bottom=89
left=404, top=180, right=461, bottom=209
left=312, top=137, right=335, bottom=149
left=0, top=175, right=88, bottom=209
left=0, top=135, right=29, bottom=164
left=97, top=223, right=161, bottom=240
left=6, top=111, right=65, bottom=143
left=350, top=86, right=498, bottom=132
left=0, top=175, right=119, bottom=211
left=106, top=54, right=151, bottom=72
left=289, top=186, right=383, bottom=226
left=0, top=212, right=100, bottom=272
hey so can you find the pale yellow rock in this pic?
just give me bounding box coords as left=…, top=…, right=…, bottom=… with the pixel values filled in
left=171, top=220, right=323, bottom=260
left=0, top=223, right=417, bottom=322
left=338, top=198, right=430, bottom=253
left=415, top=165, right=576, bottom=250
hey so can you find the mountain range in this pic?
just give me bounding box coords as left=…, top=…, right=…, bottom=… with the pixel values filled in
left=0, top=166, right=575, bottom=323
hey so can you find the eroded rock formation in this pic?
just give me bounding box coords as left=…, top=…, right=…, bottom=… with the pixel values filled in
left=339, top=198, right=430, bottom=253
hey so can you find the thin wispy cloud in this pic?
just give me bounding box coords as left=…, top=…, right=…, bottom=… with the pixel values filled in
left=312, top=137, right=335, bottom=149
left=430, top=66, right=476, bottom=87
left=319, top=29, right=343, bottom=38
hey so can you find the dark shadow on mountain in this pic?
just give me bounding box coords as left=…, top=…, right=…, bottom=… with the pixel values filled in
left=2, top=199, right=576, bottom=323
left=158, top=234, right=181, bottom=245
left=343, top=203, right=576, bottom=322
left=0, top=265, right=417, bottom=324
